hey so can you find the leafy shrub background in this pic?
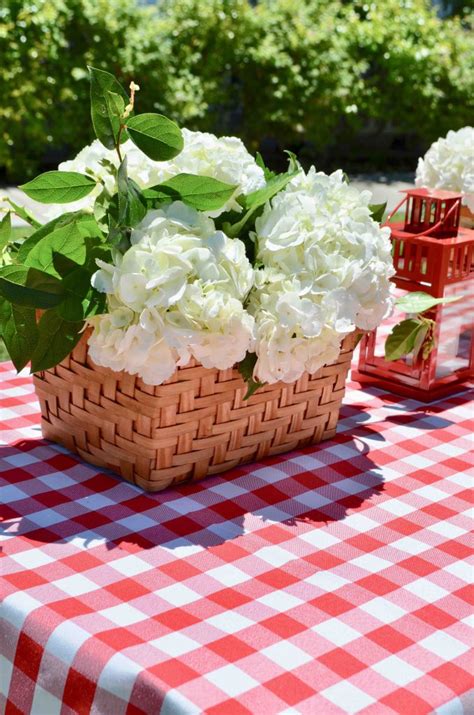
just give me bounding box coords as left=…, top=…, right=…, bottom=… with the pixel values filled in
left=1, top=0, right=473, bottom=180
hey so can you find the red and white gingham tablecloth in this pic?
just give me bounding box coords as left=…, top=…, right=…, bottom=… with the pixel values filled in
left=0, top=361, right=473, bottom=715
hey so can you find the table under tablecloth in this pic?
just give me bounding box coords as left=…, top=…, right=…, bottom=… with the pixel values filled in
left=0, top=360, right=472, bottom=715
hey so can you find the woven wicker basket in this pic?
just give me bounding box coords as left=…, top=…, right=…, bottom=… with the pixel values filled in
left=33, top=332, right=356, bottom=492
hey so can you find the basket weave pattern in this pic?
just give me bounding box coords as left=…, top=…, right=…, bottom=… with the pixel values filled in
left=33, top=333, right=356, bottom=492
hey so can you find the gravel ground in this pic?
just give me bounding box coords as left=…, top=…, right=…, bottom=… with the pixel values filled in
left=1, top=173, right=414, bottom=227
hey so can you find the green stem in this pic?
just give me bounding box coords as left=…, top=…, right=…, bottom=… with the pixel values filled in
left=115, top=124, right=125, bottom=163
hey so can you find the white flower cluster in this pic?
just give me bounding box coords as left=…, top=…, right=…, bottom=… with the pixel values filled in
left=248, top=168, right=395, bottom=383
left=87, top=202, right=255, bottom=384
left=80, top=134, right=394, bottom=387
left=88, top=167, right=395, bottom=387
left=415, top=127, right=474, bottom=211
left=169, top=129, right=266, bottom=214
left=55, top=128, right=265, bottom=218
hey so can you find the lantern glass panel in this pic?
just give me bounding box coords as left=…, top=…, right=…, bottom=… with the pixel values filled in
left=435, top=277, right=474, bottom=379
left=372, top=287, right=420, bottom=371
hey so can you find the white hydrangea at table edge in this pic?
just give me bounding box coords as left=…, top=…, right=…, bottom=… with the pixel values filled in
left=248, top=167, right=395, bottom=384
left=87, top=201, right=255, bottom=385
left=45, top=128, right=266, bottom=219
left=415, top=127, right=474, bottom=212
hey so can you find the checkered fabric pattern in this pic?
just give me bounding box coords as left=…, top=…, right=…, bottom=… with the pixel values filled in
left=1, top=360, right=473, bottom=715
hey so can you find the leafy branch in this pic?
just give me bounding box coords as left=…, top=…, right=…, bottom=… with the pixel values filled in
left=384, top=291, right=462, bottom=363
left=1, top=67, right=249, bottom=376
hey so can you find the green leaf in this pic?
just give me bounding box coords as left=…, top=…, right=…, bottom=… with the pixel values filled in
left=89, top=66, right=129, bottom=149
left=86, top=243, right=112, bottom=271
left=104, top=90, right=126, bottom=143
left=385, top=318, right=426, bottom=361
left=54, top=238, right=110, bottom=320
left=104, top=91, right=128, bottom=148
left=30, top=311, right=83, bottom=372
left=0, top=299, right=38, bottom=371
left=24, top=220, right=93, bottom=277
left=0, top=213, right=12, bottom=252
left=255, top=152, right=276, bottom=181
left=105, top=209, right=129, bottom=251
left=144, top=174, right=237, bottom=211
left=52, top=252, right=81, bottom=277
left=243, top=378, right=265, bottom=400
left=18, top=213, right=77, bottom=262
left=284, top=150, right=300, bottom=173
left=395, top=291, right=462, bottom=314
left=412, top=320, right=430, bottom=361
left=126, top=113, right=183, bottom=161
left=53, top=234, right=109, bottom=278
left=225, top=170, right=297, bottom=238
left=0, top=265, right=64, bottom=309
left=238, top=352, right=266, bottom=400
left=125, top=181, right=147, bottom=227
left=243, top=171, right=298, bottom=212
left=3, top=198, right=41, bottom=228
left=117, top=158, right=147, bottom=228
left=84, top=289, right=107, bottom=318
left=18, top=212, right=102, bottom=264
left=56, top=268, right=92, bottom=322
left=369, top=203, right=387, bottom=223
left=20, top=172, right=97, bottom=204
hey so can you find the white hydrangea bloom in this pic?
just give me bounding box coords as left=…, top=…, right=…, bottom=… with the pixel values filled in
left=248, top=272, right=344, bottom=384
left=23, top=141, right=114, bottom=223
left=415, top=127, right=474, bottom=211
left=49, top=134, right=395, bottom=388
left=249, top=168, right=395, bottom=383
left=87, top=202, right=255, bottom=384
left=42, top=128, right=265, bottom=221
left=170, top=129, right=266, bottom=214
left=39, top=139, right=168, bottom=222
left=59, top=137, right=178, bottom=190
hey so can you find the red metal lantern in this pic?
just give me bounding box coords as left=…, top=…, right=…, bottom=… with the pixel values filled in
left=354, top=188, right=474, bottom=401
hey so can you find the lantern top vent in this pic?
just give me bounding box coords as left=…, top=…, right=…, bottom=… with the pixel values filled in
left=403, top=187, right=462, bottom=201
left=401, top=187, right=462, bottom=238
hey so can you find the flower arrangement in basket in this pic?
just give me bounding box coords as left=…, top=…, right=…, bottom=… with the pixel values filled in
left=0, top=69, right=394, bottom=491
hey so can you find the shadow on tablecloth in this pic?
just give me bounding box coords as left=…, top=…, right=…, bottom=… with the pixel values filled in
left=0, top=430, right=385, bottom=553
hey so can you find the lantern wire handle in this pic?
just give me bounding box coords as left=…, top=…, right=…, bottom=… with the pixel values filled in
left=407, top=200, right=460, bottom=238
left=383, top=196, right=460, bottom=238
left=383, top=196, right=408, bottom=227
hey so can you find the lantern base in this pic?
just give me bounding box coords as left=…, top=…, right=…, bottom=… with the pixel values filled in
left=351, top=368, right=473, bottom=403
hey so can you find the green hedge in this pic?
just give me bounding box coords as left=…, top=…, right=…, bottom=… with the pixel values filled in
left=0, top=0, right=144, bottom=180
left=1, top=0, right=473, bottom=180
